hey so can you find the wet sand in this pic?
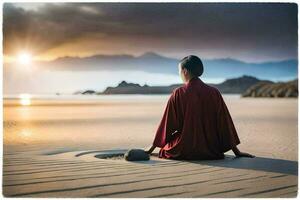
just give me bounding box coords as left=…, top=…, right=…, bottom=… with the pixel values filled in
left=3, top=95, right=298, bottom=197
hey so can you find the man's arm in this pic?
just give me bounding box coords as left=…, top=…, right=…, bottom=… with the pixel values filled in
left=150, top=90, right=179, bottom=150
left=232, top=145, right=255, bottom=158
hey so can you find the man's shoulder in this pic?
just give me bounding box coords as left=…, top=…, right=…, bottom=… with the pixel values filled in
left=168, top=85, right=186, bottom=101
left=172, top=85, right=187, bottom=95
left=204, top=84, right=222, bottom=96
left=172, top=83, right=221, bottom=96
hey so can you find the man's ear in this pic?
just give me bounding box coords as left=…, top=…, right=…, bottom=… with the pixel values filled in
left=183, top=68, right=188, bottom=75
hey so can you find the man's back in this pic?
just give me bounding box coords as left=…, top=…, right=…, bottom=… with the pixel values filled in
left=152, top=76, right=241, bottom=160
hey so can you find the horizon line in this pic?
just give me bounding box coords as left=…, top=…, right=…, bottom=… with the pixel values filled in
left=3, top=51, right=298, bottom=65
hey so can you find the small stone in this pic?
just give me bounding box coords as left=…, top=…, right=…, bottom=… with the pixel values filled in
left=124, top=149, right=150, bottom=161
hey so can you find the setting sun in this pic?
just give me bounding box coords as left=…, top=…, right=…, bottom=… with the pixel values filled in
left=17, top=52, right=32, bottom=65
left=19, top=93, right=32, bottom=106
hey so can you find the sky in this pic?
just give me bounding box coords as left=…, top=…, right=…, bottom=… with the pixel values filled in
left=4, top=2, right=298, bottom=63
left=3, top=2, right=298, bottom=94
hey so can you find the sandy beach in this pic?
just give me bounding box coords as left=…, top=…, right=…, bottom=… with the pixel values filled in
left=3, top=95, right=298, bottom=197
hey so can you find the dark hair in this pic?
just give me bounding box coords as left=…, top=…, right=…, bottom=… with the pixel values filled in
left=179, top=55, right=204, bottom=77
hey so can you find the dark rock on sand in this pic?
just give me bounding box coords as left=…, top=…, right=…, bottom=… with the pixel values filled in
left=124, top=149, right=150, bottom=161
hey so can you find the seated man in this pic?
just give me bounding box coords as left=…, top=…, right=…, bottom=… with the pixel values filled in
left=146, top=55, right=254, bottom=160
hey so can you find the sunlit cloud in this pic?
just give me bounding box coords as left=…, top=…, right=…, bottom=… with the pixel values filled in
left=3, top=3, right=297, bottom=62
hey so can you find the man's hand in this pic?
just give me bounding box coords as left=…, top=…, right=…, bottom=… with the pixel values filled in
left=232, top=145, right=255, bottom=158
left=235, top=151, right=255, bottom=158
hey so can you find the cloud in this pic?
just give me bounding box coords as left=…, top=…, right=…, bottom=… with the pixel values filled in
left=3, top=3, right=298, bottom=61
left=4, top=3, right=108, bottom=54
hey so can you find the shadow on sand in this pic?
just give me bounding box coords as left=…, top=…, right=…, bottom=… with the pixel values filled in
left=184, top=155, right=298, bottom=176
left=55, top=149, right=297, bottom=175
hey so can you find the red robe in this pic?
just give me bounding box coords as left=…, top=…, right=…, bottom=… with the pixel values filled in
left=152, top=77, right=241, bottom=160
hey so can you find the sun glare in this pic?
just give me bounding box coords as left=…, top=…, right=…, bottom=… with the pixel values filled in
left=20, top=130, right=32, bottom=138
left=19, top=94, right=32, bottom=106
left=17, top=52, right=32, bottom=65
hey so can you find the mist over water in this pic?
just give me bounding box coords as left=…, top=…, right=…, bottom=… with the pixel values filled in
left=4, top=65, right=228, bottom=95
left=3, top=68, right=180, bottom=94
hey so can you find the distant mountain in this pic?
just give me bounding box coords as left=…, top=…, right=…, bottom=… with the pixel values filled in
left=242, top=79, right=298, bottom=97
left=76, top=75, right=279, bottom=95
left=34, top=52, right=298, bottom=81
left=39, top=52, right=178, bottom=74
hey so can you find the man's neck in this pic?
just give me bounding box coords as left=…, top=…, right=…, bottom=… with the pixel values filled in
left=186, top=76, right=198, bottom=83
